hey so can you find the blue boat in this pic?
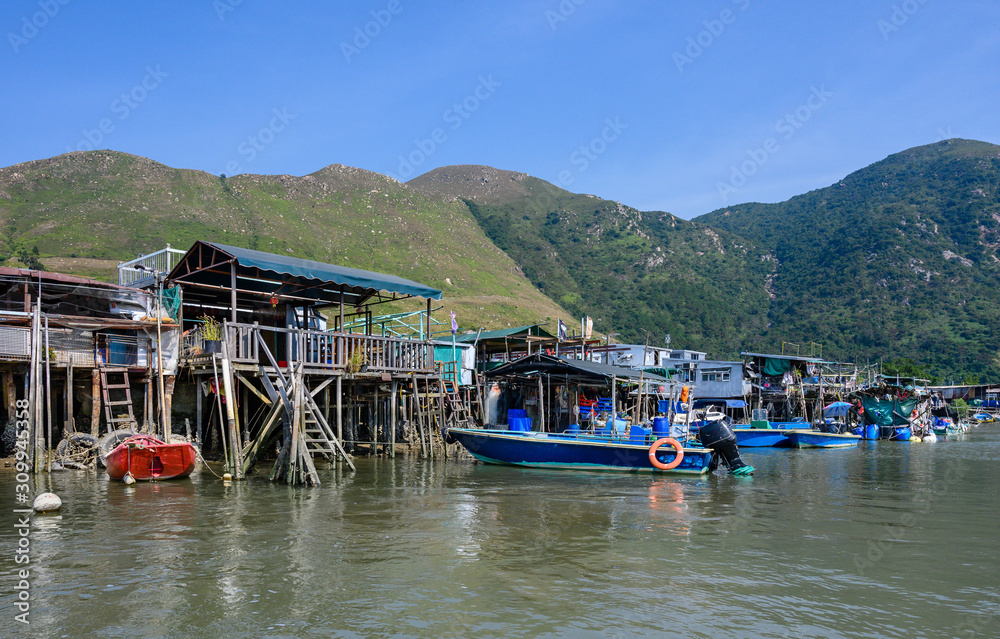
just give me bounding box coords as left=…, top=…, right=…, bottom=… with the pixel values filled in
left=783, top=429, right=861, bottom=448
left=731, top=427, right=792, bottom=448
left=447, top=428, right=715, bottom=474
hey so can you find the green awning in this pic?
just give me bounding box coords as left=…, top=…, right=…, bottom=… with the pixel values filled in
left=207, top=242, right=442, bottom=300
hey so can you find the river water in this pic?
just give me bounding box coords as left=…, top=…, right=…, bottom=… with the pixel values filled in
left=2, top=426, right=999, bottom=638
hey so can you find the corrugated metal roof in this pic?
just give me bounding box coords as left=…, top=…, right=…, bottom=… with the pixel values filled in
left=454, top=325, right=554, bottom=342
left=206, top=242, right=442, bottom=300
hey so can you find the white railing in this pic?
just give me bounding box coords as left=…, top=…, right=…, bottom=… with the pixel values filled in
left=118, top=246, right=187, bottom=286
left=217, top=322, right=434, bottom=373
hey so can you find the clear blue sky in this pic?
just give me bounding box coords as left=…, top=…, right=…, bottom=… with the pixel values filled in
left=2, top=0, right=998, bottom=219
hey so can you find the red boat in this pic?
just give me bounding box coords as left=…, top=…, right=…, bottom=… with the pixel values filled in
left=105, top=435, right=197, bottom=481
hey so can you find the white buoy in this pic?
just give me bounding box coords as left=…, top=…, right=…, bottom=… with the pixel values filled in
left=33, top=493, right=62, bottom=513
left=123, top=472, right=136, bottom=485
left=923, top=432, right=938, bottom=443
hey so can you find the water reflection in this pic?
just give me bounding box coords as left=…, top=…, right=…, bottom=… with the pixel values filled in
left=3, top=427, right=999, bottom=638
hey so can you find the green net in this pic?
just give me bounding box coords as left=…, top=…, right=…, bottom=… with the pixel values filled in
left=160, top=285, right=182, bottom=322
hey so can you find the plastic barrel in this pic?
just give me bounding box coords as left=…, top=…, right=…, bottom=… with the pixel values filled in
left=864, top=424, right=879, bottom=440
left=652, top=417, right=671, bottom=438
left=508, top=417, right=532, bottom=432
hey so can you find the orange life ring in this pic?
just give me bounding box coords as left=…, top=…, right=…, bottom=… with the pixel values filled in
left=648, top=437, right=684, bottom=470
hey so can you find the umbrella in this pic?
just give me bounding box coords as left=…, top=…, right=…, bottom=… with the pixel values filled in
left=823, top=401, right=853, bottom=418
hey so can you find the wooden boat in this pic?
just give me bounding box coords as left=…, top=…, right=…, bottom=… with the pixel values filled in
left=446, top=424, right=754, bottom=475
left=783, top=429, right=861, bottom=449
left=447, top=428, right=715, bottom=474
left=105, top=435, right=196, bottom=481
left=731, top=427, right=792, bottom=448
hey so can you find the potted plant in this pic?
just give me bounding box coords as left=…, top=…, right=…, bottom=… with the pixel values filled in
left=200, top=315, right=222, bottom=354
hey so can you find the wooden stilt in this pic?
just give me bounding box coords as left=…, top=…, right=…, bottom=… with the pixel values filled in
left=3, top=370, right=14, bottom=422
left=65, top=364, right=74, bottom=434
left=196, top=377, right=203, bottom=446
left=91, top=369, right=100, bottom=436
left=390, top=380, right=397, bottom=458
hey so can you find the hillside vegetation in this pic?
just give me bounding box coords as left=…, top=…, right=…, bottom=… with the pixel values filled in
left=0, top=151, right=573, bottom=332
left=2, top=140, right=998, bottom=381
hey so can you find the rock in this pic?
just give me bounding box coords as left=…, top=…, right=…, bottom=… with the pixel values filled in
left=33, top=493, right=62, bottom=513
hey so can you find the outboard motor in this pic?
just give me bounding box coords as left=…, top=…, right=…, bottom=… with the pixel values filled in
left=698, top=419, right=754, bottom=476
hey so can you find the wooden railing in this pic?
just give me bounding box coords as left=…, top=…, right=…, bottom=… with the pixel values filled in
left=220, top=322, right=433, bottom=374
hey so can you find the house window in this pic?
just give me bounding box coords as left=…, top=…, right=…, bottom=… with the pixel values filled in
left=701, top=369, right=730, bottom=382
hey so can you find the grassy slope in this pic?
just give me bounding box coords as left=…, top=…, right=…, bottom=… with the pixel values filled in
left=0, top=151, right=574, bottom=333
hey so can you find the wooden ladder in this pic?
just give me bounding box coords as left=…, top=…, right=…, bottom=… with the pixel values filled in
left=100, top=367, right=137, bottom=433
left=441, top=376, right=475, bottom=428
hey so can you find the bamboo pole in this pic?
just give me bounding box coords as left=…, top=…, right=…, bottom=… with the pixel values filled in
left=220, top=339, right=242, bottom=478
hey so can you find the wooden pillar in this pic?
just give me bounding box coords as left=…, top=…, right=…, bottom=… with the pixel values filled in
left=537, top=375, right=545, bottom=432
left=163, top=375, right=176, bottom=439
left=4, top=370, right=15, bottom=421
left=91, top=369, right=101, bottom=436
left=390, top=380, right=398, bottom=458
left=65, top=364, right=74, bottom=433
left=230, top=261, right=238, bottom=324
left=196, top=374, right=203, bottom=446
left=336, top=374, right=343, bottom=444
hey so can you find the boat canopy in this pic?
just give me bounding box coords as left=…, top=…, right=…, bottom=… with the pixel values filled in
left=484, top=353, right=670, bottom=384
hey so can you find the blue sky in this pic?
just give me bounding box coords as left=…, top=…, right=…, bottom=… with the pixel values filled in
left=2, top=0, right=998, bottom=219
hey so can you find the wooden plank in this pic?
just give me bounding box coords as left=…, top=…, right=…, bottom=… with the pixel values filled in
left=235, top=371, right=272, bottom=404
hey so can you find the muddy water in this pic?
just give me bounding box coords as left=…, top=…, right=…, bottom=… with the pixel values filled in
left=2, top=426, right=999, bottom=638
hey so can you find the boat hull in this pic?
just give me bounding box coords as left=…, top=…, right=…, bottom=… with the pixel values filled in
left=105, top=436, right=197, bottom=481
left=732, top=428, right=791, bottom=448
left=448, top=428, right=713, bottom=474
left=784, top=429, right=861, bottom=449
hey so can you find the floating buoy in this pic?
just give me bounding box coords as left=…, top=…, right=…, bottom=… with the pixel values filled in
left=122, top=472, right=136, bottom=485
left=909, top=435, right=922, bottom=442
left=33, top=492, right=62, bottom=513
left=923, top=432, right=938, bottom=443
left=222, top=473, right=233, bottom=481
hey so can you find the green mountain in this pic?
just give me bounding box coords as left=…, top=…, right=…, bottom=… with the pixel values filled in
left=696, top=139, right=1000, bottom=380
left=409, top=166, right=774, bottom=357
left=2, top=140, right=998, bottom=381
left=0, top=151, right=574, bottom=332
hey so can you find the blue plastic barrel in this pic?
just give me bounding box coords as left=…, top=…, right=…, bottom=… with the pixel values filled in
left=508, top=417, right=532, bottom=432
left=652, top=417, right=671, bottom=438
left=864, top=424, right=879, bottom=440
